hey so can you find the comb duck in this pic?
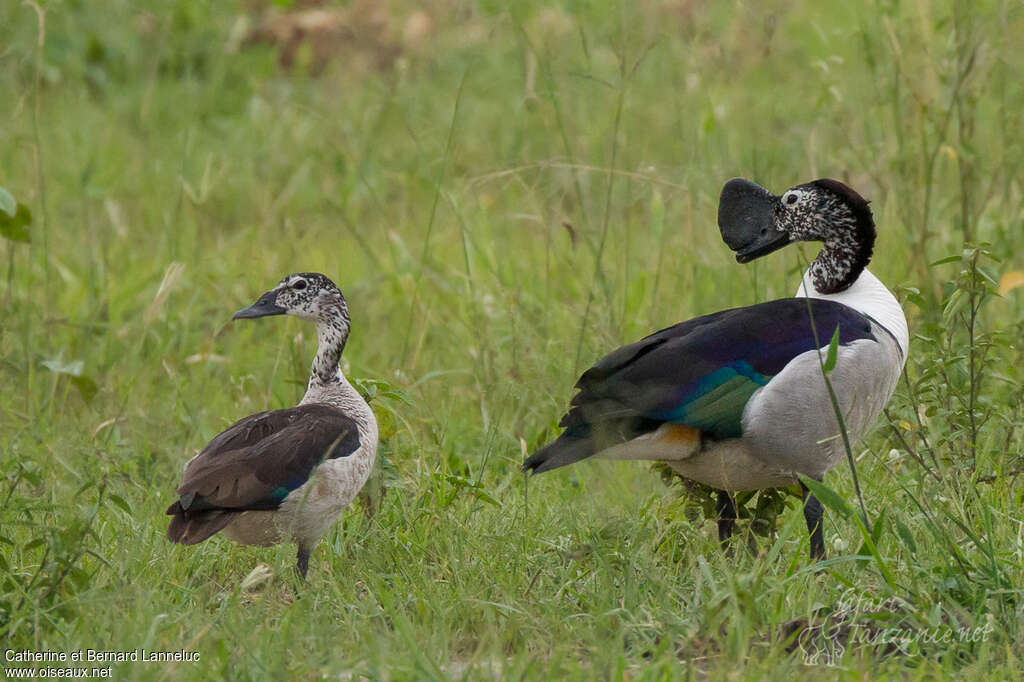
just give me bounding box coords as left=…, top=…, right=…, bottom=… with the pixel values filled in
left=524, top=178, right=908, bottom=560
left=167, top=273, right=378, bottom=578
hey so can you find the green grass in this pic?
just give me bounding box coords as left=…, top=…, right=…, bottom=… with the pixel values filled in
left=1, top=0, right=1022, bottom=679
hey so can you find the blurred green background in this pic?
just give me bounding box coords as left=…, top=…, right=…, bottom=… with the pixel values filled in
left=1, top=1, right=1022, bottom=679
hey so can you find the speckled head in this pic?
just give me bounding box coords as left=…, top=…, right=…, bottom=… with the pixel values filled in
left=233, top=272, right=352, bottom=385
left=718, top=178, right=876, bottom=294
left=233, top=272, right=349, bottom=325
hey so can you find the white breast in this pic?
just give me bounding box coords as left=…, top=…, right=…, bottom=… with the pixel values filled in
left=796, top=267, right=909, bottom=362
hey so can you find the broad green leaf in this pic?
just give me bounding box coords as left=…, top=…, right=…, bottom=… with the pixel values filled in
left=798, top=474, right=851, bottom=520
left=380, top=389, right=413, bottom=406
left=942, top=288, right=967, bottom=323
left=894, top=517, right=917, bottom=555
left=71, top=375, right=99, bottom=403
left=856, top=507, right=887, bottom=558
left=23, top=537, right=45, bottom=552
left=74, top=480, right=96, bottom=497
left=444, top=474, right=501, bottom=507
left=84, top=549, right=111, bottom=568
left=372, top=403, right=398, bottom=440
left=42, top=355, right=100, bottom=401
left=471, top=488, right=501, bottom=507
left=23, top=466, right=43, bottom=487
left=976, top=265, right=1000, bottom=288
left=823, top=325, right=840, bottom=373
left=850, top=512, right=896, bottom=588
left=0, top=202, right=32, bottom=243
left=107, top=493, right=132, bottom=514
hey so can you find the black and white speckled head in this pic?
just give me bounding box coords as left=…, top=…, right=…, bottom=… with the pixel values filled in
left=271, top=272, right=350, bottom=325
left=719, top=178, right=875, bottom=294
left=233, top=272, right=351, bottom=385
left=235, top=273, right=349, bottom=323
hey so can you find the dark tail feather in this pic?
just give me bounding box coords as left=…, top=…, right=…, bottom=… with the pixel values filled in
left=166, top=502, right=238, bottom=545
left=522, top=434, right=596, bottom=474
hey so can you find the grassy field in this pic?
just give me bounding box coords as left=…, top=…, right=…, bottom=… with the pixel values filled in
left=1, top=0, right=1022, bottom=678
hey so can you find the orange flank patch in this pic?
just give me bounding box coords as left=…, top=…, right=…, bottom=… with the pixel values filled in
left=658, top=424, right=701, bottom=445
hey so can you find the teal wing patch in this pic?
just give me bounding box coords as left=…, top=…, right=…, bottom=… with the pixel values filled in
left=654, top=363, right=770, bottom=438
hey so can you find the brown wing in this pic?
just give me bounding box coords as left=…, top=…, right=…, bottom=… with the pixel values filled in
left=166, top=403, right=361, bottom=544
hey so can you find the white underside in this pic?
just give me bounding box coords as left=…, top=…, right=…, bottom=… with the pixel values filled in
left=597, top=268, right=908, bottom=492
left=598, top=424, right=797, bottom=490
left=222, top=454, right=375, bottom=551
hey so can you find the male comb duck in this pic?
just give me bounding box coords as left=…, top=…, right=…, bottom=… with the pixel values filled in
left=524, top=178, right=907, bottom=560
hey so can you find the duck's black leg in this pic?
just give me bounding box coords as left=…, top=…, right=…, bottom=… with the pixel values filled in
left=800, top=482, right=826, bottom=561
left=716, top=490, right=740, bottom=554
left=296, top=548, right=310, bottom=580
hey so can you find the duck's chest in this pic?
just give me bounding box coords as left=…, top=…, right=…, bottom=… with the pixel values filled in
left=739, top=326, right=904, bottom=478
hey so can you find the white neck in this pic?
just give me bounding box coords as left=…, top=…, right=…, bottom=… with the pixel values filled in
left=796, top=267, right=909, bottom=362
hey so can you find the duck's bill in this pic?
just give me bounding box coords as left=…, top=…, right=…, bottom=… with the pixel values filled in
left=233, top=291, right=286, bottom=320
left=717, top=177, right=792, bottom=263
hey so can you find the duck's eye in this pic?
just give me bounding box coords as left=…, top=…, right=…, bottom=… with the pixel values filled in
left=785, top=194, right=799, bottom=206
left=293, top=280, right=307, bottom=290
